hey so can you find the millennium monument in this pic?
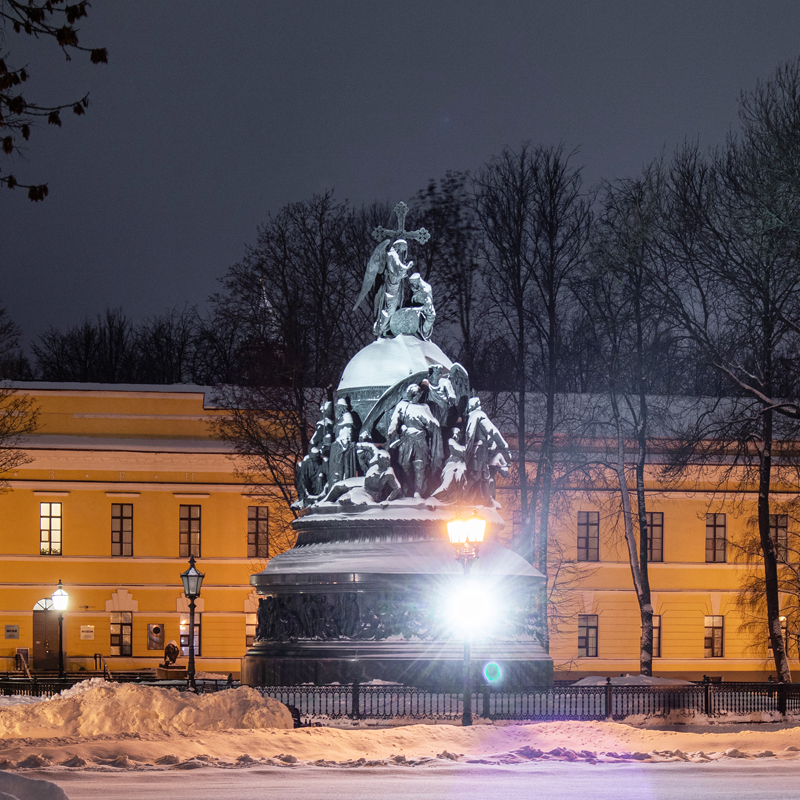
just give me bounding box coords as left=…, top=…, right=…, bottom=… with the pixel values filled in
left=242, top=202, right=552, bottom=688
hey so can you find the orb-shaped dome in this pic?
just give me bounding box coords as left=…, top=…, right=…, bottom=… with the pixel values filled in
left=337, top=335, right=453, bottom=425
left=338, top=335, right=452, bottom=392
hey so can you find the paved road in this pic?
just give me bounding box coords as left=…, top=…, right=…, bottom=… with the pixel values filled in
left=30, top=761, right=800, bottom=800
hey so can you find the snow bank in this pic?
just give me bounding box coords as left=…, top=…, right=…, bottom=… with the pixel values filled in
left=573, top=674, right=693, bottom=686
left=0, top=680, right=292, bottom=738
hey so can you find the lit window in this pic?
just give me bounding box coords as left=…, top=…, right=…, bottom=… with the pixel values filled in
left=705, top=514, right=726, bottom=563
left=110, top=612, right=132, bottom=656
left=247, top=506, right=269, bottom=559
left=179, top=505, right=201, bottom=558
left=646, top=512, right=664, bottom=562
left=577, top=511, right=599, bottom=562
left=40, top=502, right=62, bottom=556
left=578, top=614, right=598, bottom=657
left=246, top=613, right=257, bottom=647
left=704, top=615, right=724, bottom=658
left=111, top=503, right=133, bottom=557
left=180, top=613, right=201, bottom=656
left=768, top=616, right=790, bottom=657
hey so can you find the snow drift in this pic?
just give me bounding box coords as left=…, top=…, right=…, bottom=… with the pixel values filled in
left=0, top=680, right=292, bottom=738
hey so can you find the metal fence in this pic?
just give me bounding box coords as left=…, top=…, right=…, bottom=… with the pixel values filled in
left=4, top=675, right=800, bottom=723
left=256, top=679, right=800, bottom=723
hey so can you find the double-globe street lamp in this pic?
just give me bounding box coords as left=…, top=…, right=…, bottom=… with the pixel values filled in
left=51, top=579, right=69, bottom=679
left=180, top=555, right=205, bottom=693
left=447, top=513, right=486, bottom=727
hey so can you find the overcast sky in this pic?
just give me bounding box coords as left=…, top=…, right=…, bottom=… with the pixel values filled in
left=4, top=1, right=800, bottom=347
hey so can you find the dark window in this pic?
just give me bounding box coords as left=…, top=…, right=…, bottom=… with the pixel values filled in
left=247, top=506, right=269, bottom=558
left=246, top=613, right=257, bottom=648
left=578, top=614, right=598, bottom=657
left=705, top=514, right=727, bottom=563
left=110, top=612, right=132, bottom=656
left=704, top=615, right=724, bottom=658
left=180, top=614, right=201, bottom=656
left=646, top=512, right=664, bottom=563
left=40, top=502, right=62, bottom=555
left=111, top=503, right=133, bottom=556
left=771, top=514, right=788, bottom=561
left=180, top=505, right=201, bottom=558
left=577, top=511, right=599, bottom=562
left=652, top=614, right=662, bottom=658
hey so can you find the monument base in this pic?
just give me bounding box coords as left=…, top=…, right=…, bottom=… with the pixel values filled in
left=241, top=638, right=551, bottom=689
left=156, top=665, right=188, bottom=680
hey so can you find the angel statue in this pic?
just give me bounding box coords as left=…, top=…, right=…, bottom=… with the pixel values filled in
left=353, top=238, right=413, bottom=338
left=353, top=201, right=432, bottom=339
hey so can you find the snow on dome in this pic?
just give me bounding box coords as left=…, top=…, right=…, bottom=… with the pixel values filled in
left=338, top=335, right=453, bottom=392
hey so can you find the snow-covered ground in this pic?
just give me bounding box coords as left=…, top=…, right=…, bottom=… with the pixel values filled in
left=4, top=680, right=800, bottom=799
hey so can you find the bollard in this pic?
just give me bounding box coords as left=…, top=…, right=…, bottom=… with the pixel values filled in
left=605, top=677, right=613, bottom=720
left=482, top=688, right=490, bottom=719
left=351, top=679, right=360, bottom=720
left=703, top=675, right=711, bottom=716
left=778, top=681, right=787, bottom=717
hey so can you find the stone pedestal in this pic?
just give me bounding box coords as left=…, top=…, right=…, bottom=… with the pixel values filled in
left=156, top=665, right=188, bottom=680
left=241, top=500, right=552, bottom=689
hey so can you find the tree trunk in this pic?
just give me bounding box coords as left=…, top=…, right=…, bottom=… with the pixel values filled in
left=759, top=408, right=792, bottom=682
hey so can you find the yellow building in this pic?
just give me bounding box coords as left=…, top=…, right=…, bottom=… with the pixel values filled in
left=0, top=382, right=274, bottom=676
left=1, top=382, right=787, bottom=682
left=539, top=483, right=790, bottom=682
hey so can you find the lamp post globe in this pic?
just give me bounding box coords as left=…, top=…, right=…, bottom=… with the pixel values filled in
left=446, top=512, right=486, bottom=726
left=51, top=580, right=69, bottom=679
left=180, top=556, right=204, bottom=692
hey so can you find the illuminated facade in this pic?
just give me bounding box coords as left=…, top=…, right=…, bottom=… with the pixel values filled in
left=0, top=383, right=275, bottom=675
left=0, top=382, right=788, bottom=681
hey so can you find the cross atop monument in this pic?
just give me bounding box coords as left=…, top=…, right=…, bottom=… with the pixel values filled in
left=371, top=201, right=431, bottom=245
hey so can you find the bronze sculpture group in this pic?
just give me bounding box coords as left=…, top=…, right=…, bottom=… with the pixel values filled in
left=294, top=201, right=510, bottom=511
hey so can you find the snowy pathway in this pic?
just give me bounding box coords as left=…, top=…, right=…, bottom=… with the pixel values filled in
left=31, top=761, right=800, bottom=800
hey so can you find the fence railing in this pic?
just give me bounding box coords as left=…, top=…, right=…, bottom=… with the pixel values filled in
left=4, top=675, right=800, bottom=723
left=256, top=679, right=800, bottom=723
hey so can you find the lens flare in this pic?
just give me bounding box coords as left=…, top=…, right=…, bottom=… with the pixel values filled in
left=444, top=581, right=493, bottom=636
left=483, top=662, right=502, bottom=683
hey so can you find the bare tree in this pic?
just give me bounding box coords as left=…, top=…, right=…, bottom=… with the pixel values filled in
left=474, top=143, right=591, bottom=652
left=411, top=171, right=488, bottom=378
left=651, top=60, right=800, bottom=680
left=210, top=193, right=380, bottom=554
left=575, top=168, right=678, bottom=674
left=1, top=0, right=107, bottom=199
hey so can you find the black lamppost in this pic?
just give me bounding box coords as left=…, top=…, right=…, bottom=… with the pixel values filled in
left=180, top=555, right=204, bottom=693
left=447, top=513, right=486, bottom=727
left=51, top=579, right=69, bottom=680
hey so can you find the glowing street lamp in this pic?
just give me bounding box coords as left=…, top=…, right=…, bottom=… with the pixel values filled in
left=51, top=579, right=69, bottom=679
left=180, top=555, right=204, bottom=693
left=447, top=512, right=486, bottom=726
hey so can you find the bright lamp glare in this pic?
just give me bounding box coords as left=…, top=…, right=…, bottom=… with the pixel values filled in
left=445, top=581, right=493, bottom=636
left=447, top=516, right=486, bottom=545
left=51, top=580, right=69, bottom=612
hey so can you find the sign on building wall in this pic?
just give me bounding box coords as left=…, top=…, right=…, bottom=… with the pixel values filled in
left=80, top=625, right=95, bottom=640
left=147, top=623, right=165, bottom=650
left=4, top=625, right=18, bottom=639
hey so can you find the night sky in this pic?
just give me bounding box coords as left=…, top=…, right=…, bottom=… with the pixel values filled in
left=4, top=1, right=800, bottom=347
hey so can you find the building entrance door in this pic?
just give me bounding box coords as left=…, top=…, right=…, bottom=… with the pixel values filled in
left=32, top=609, right=61, bottom=670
